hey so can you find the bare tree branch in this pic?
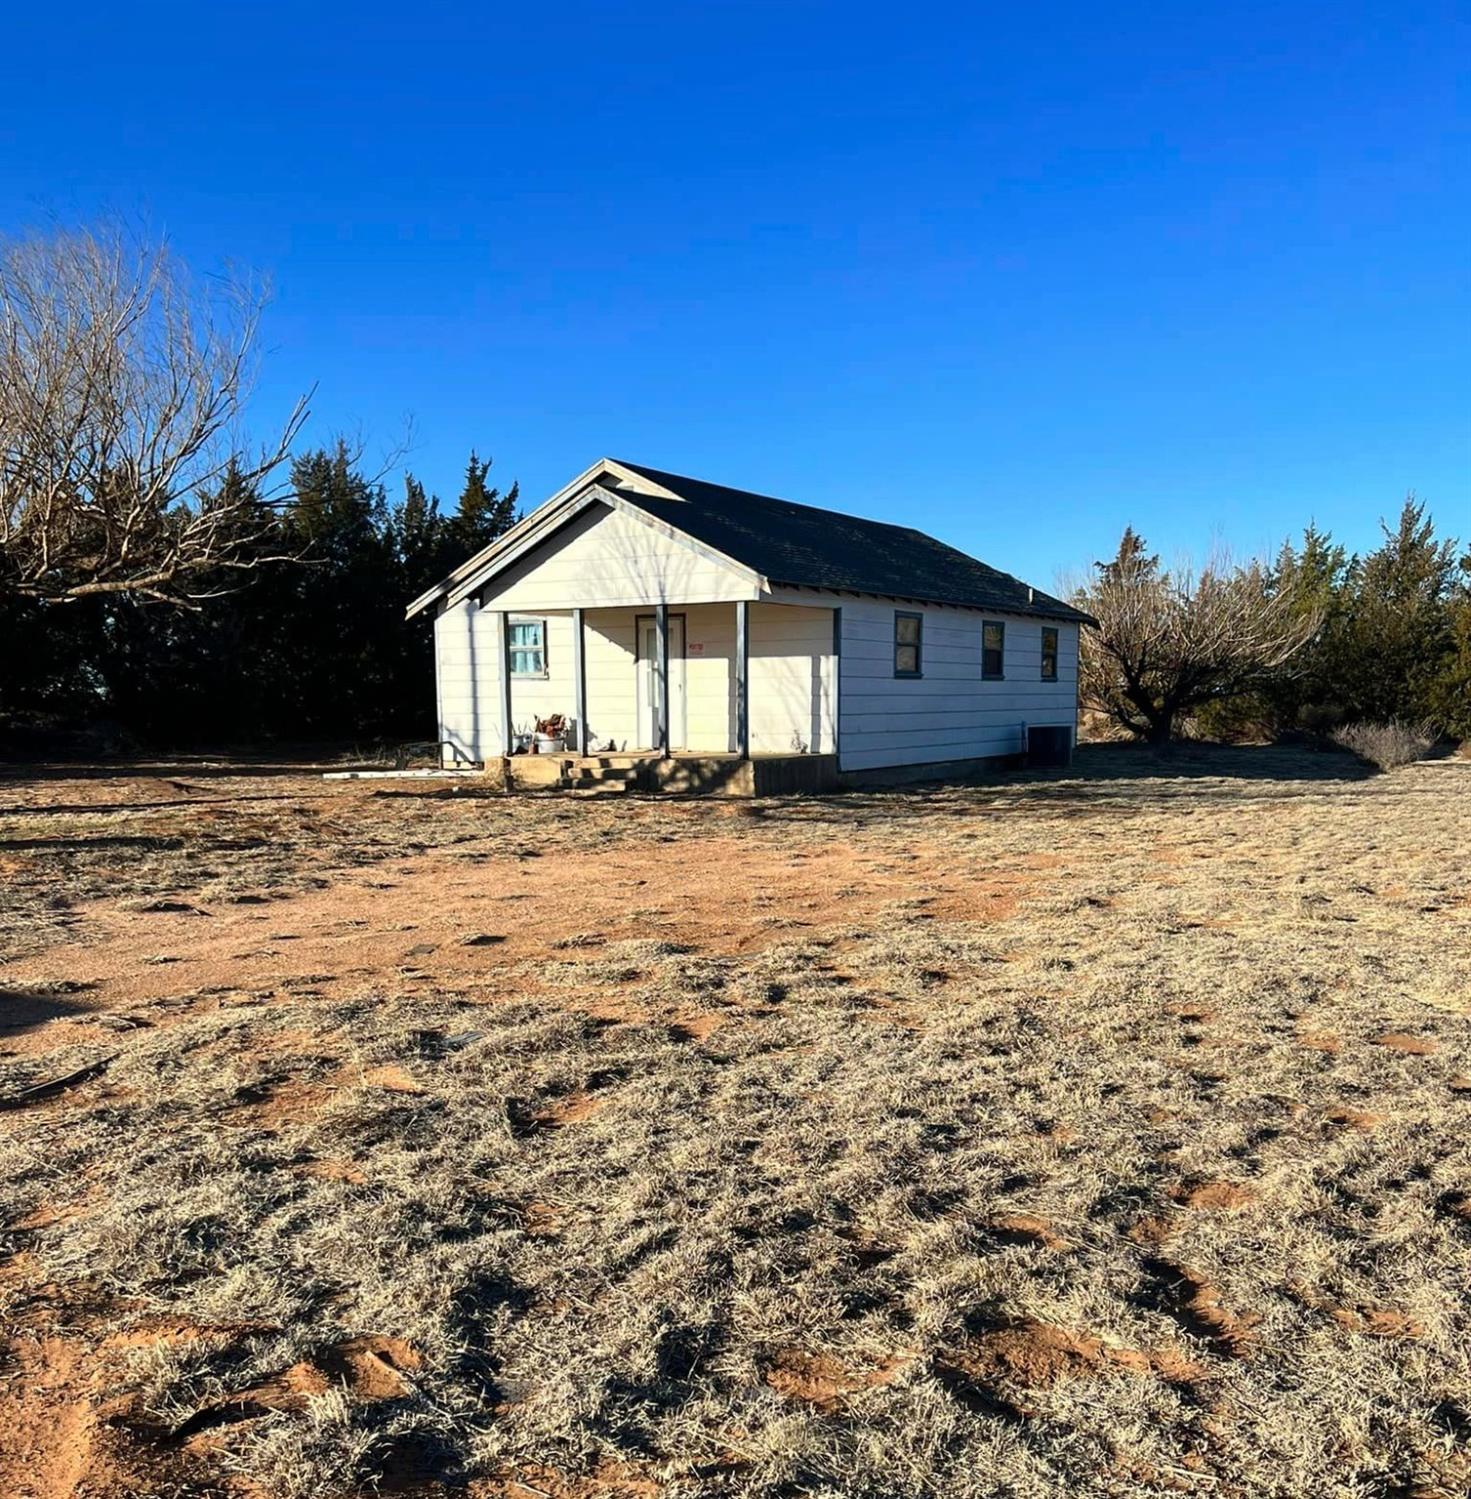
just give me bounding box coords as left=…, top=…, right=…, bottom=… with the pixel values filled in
left=0, top=224, right=311, bottom=606
left=1073, top=534, right=1321, bottom=742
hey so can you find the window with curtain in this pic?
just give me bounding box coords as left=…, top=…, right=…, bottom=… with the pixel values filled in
left=509, top=618, right=546, bottom=676
left=1041, top=626, right=1059, bottom=681
left=982, top=621, right=1005, bottom=679
left=894, top=612, right=922, bottom=676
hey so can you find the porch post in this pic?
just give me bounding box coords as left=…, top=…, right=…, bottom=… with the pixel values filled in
left=831, top=606, right=842, bottom=765
left=735, top=599, right=750, bottom=758
left=572, top=607, right=588, bottom=755
left=492, top=609, right=513, bottom=756
left=655, top=601, right=670, bottom=756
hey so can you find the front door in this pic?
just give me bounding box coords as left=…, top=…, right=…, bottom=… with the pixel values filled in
left=636, top=614, right=687, bottom=751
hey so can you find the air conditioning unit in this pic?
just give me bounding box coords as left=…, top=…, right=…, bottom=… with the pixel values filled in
left=1026, top=725, right=1073, bottom=768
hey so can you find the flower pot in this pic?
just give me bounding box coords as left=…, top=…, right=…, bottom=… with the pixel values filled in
left=534, top=735, right=566, bottom=753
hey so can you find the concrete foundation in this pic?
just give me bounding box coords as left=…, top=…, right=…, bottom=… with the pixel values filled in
left=487, top=751, right=840, bottom=798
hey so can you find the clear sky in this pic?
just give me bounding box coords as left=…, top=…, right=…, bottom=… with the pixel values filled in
left=2, top=2, right=1466, bottom=588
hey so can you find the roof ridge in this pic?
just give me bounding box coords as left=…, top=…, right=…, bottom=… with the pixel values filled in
left=611, top=459, right=938, bottom=541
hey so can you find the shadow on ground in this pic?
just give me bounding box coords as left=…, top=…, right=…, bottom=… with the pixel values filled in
left=0, top=987, right=95, bottom=1036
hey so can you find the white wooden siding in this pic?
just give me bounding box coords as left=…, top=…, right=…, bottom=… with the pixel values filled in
left=680, top=603, right=738, bottom=752
left=833, top=597, right=1079, bottom=771
left=749, top=603, right=836, bottom=754
left=434, top=599, right=496, bottom=762
left=435, top=562, right=1079, bottom=773
left=479, top=500, right=759, bottom=611
left=583, top=609, right=638, bottom=751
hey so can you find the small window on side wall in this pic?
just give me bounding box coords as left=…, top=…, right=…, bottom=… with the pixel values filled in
left=1041, top=626, right=1059, bottom=682
left=509, top=618, right=546, bottom=677
left=982, top=621, right=1005, bottom=679
left=894, top=611, right=922, bottom=677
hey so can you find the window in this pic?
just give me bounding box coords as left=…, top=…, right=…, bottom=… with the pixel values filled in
left=1041, top=626, right=1059, bottom=682
left=982, top=621, right=1005, bottom=679
left=508, top=618, right=546, bottom=677
left=894, top=611, right=922, bottom=677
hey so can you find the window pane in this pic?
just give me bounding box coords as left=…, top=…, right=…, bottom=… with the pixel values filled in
left=895, top=615, right=920, bottom=645
left=510, top=649, right=541, bottom=675
left=510, top=621, right=542, bottom=647
left=895, top=644, right=919, bottom=674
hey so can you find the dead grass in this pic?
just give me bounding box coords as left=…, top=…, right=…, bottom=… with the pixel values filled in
left=2, top=746, right=1470, bottom=1497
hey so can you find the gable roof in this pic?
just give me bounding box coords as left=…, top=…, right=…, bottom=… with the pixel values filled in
left=406, top=457, right=1093, bottom=625
left=606, top=461, right=1093, bottom=623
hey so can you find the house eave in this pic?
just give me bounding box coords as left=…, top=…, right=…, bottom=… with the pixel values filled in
left=404, top=457, right=689, bottom=621
left=769, top=579, right=1096, bottom=626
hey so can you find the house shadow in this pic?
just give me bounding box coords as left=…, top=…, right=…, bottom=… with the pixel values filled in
left=1034, top=740, right=1380, bottom=786
left=741, top=739, right=1387, bottom=830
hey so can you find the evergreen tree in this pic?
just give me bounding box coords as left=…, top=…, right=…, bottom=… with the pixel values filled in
left=449, top=450, right=519, bottom=556
left=394, top=474, right=450, bottom=590
left=1262, top=523, right=1350, bottom=727
left=1337, top=498, right=1457, bottom=723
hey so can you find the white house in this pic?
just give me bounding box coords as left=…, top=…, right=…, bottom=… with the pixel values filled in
left=406, top=459, right=1093, bottom=794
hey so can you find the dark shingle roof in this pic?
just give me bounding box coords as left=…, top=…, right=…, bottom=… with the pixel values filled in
left=609, top=460, right=1092, bottom=624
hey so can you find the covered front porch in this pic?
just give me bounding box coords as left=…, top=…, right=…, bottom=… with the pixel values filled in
left=453, top=598, right=839, bottom=789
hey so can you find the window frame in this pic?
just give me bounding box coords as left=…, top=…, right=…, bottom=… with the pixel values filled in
left=1040, top=625, right=1059, bottom=682
left=507, top=616, right=548, bottom=679
left=981, top=620, right=1006, bottom=681
left=893, top=610, right=923, bottom=678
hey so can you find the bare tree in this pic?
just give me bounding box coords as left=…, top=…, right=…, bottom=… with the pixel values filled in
left=1075, top=529, right=1320, bottom=742
left=0, top=225, right=310, bottom=606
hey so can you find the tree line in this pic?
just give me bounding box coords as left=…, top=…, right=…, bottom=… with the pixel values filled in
left=1, top=223, right=1465, bottom=755
left=0, top=223, right=520, bottom=749
left=1, top=444, right=518, bottom=745
left=1073, top=501, right=1471, bottom=745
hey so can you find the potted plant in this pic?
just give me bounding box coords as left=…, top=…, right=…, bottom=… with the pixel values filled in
left=533, top=713, right=568, bottom=754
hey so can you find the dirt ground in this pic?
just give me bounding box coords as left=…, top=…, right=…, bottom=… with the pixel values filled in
left=2, top=744, right=1469, bottom=1498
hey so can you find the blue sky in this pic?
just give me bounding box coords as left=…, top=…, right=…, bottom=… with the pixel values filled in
left=2, top=2, right=1466, bottom=587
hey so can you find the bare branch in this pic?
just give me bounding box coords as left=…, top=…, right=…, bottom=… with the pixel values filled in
left=0, top=224, right=311, bottom=605
left=1073, top=535, right=1321, bottom=742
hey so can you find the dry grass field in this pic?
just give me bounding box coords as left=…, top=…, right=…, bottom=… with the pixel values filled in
left=2, top=745, right=1470, bottom=1499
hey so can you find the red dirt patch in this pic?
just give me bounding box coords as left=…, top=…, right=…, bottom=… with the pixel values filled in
left=1325, top=1107, right=1385, bottom=1132
left=0, top=1331, right=205, bottom=1499
left=989, top=1213, right=1071, bottom=1251
left=327, top=1334, right=423, bottom=1399
left=1375, top=1032, right=1439, bottom=1056
left=225, top=1077, right=334, bottom=1129
left=520, top=1200, right=563, bottom=1238
left=936, top=1320, right=1204, bottom=1404
left=0, top=1336, right=96, bottom=1499
left=1328, top=1307, right=1424, bottom=1340
left=1128, top=1213, right=1180, bottom=1247
left=352, top=1062, right=425, bottom=1093
left=1297, top=1030, right=1342, bottom=1054
left=1171, top=1181, right=1256, bottom=1212
left=297, top=1156, right=368, bottom=1185
left=670, top=1012, right=725, bottom=1043
left=537, top=1090, right=602, bottom=1127
left=486, top=1459, right=660, bottom=1498
left=763, top=1348, right=907, bottom=1412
